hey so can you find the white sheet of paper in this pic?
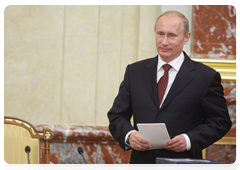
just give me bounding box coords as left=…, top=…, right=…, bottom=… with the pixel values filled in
left=137, top=123, right=170, bottom=150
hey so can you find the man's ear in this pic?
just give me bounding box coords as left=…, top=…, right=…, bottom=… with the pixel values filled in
left=184, top=32, right=191, bottom=45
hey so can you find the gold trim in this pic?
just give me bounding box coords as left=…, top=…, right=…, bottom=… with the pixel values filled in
left=4, top=117, right=44, bottom=137
left=191, top=58, right=236, bottom=82
left=43, top=126, right=52, bottom=141
left=213, top=137, right=236, bottom=145
left=202, top=149, right=206, bottom=159
left=202, top=137, right=236, bottom=159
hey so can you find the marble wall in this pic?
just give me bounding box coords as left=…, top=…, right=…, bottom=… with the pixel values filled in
left=192, top=5, right=236, bottom=59
left=35, top=124, right=131, bottom=164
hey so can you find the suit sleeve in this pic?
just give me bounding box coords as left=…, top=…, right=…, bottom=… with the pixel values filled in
left=187, top=72, right=232, bottom=156
left=107, top=65, right=135, bottom=150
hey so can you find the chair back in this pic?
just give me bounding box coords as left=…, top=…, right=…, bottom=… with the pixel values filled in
left=4, top=116, right=51, bottom=164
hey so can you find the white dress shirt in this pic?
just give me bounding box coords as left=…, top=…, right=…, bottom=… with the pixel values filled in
left=157, top=52, right=184, bottom=107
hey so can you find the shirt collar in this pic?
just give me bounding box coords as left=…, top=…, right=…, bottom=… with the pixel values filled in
left=157, top=51, right=185, bottom=72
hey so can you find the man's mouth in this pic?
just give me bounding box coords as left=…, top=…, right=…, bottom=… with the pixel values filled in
left=160, top=48, right=170, bottom=52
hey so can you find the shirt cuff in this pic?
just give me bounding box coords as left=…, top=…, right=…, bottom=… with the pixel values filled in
left=182, top=133, right=191, bottom=151
left=125, top=130, right=137, bottom=145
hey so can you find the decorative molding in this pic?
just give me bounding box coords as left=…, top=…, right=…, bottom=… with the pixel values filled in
left=43, top=126, right=52, bottom=141
left=213, top=137, right=236, bottom=145
left=34, top=124, right=117, bottom=145
left=191, top=58, right=236, bottom=82
left=202, top=149, right=207, bottom=159
left=4, top=117, right=52, bottom=141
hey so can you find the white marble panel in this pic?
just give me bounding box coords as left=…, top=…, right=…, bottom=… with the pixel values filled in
left=137, top=5, right=157, bottom=61
left=120, top=5, right=139, bottom=80
left=95, top=5, right=123, bottom=125
left=4, top=5, right=64, bottom=124
left=62, top=6, right=99, bottom=125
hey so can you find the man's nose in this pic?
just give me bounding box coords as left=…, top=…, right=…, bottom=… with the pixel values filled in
left=162, top=35, right=169, bottom=45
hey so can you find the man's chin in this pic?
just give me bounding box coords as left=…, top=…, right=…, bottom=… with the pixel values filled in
left=159, top=52, right=171, bottom=58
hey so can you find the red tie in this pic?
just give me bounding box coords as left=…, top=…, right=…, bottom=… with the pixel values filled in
left=158, top=64, right=172, bottom=106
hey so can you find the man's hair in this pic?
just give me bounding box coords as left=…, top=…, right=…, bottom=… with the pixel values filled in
left=154, top=11, right=189, bottom=35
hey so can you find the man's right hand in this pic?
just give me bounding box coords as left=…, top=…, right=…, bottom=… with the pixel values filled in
left=129, top=131, right=152, bottom=151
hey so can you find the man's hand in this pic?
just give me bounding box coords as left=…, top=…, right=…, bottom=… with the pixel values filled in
left=129, top=131, right=152, bottom=151
left=164, top=134, right=186, bottom=152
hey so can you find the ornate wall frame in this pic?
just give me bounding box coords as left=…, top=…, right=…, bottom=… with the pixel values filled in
left=191, top=58, right=236, bottom=82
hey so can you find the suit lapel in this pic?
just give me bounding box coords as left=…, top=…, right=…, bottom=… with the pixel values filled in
left=142, top=56, right=159, bottom=109
left=160, top=53, right=196, bottom=110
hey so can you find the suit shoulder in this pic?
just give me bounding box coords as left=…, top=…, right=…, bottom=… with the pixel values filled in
left=192, top=59, right=217, bottom=74
left=183, top=51, right=217, bottom=75
left=190, top=59, right=222, bottom=82
left=128, top=56, right=157, bottom=68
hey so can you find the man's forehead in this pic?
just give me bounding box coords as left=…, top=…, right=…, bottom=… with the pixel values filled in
left=156, top=15, right=184, bottom=33
left=159, top=14, right=183, bottom=23
left=157, top=16, right=183, bottom=28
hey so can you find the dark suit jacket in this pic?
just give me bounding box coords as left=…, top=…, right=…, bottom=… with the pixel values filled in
left=108, top=52, right=232, bottom=164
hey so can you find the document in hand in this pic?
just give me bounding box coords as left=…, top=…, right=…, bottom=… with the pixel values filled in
left=137, top=123, right=170, bottom=150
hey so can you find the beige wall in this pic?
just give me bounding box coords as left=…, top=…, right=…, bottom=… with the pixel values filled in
left=4, top=5, right=192, bottom=126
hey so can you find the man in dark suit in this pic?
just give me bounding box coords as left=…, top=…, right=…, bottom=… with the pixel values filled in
left=107, top=11, right=232, bottom=164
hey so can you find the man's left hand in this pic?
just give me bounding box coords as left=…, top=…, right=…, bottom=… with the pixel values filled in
left=164, top=134, right=186, bottom=152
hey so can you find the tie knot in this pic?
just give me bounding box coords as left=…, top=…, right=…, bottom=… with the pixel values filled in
left=162, top=64, right=172, bottom=71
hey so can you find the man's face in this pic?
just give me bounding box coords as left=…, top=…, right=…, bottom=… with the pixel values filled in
left=155, top=15, right=191, bottom=62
